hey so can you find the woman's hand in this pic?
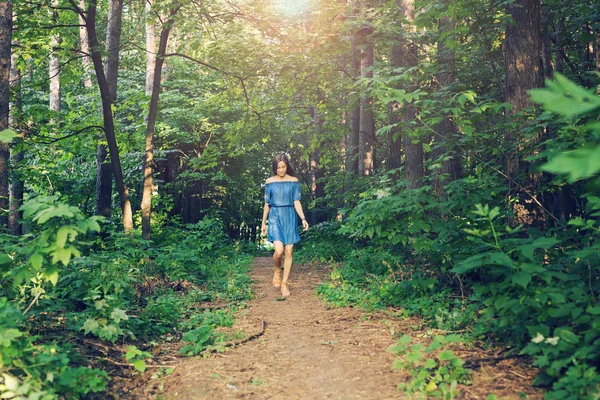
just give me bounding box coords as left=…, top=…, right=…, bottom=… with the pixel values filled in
left=302, top=219, right=309, bottom=231
left=261, top=222, right=267, bottom=237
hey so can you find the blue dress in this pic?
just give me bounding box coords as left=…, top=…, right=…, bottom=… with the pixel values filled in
left=264, top=181, right=302, bottom=245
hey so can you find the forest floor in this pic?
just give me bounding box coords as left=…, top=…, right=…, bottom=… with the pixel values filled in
left=126, top=257, right=544, bottom=399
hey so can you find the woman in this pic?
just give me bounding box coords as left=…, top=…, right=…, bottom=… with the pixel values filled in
left=261, top=153, right=309, bottom=297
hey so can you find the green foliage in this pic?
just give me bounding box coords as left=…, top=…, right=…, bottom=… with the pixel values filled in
left=124, top=346, right=153, bottom=373
left=0, top=196, right=101, bottom=290
left=295, top=221, right=353, bottom=263
left=178, top=325, right=215, bottom=356
left=388, top=334, right=470, bottom=398
left=0, top=298, right=108, bottom=399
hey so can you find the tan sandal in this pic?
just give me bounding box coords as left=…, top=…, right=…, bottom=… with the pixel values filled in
left=273, top=269, right=282, bottom=288
left=281, top=281, right=290, bottom=297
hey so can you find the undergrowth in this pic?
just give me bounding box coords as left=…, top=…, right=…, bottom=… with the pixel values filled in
left=0, top=203, right=253, bottom=398
left=297, top=76, right=600, bottom=399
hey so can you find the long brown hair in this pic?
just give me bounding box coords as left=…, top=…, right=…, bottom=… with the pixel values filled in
left=271, top=153, right=295, bottom=177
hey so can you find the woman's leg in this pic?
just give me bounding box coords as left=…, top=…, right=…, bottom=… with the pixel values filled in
left=272, top=241, right=284, bottom=287
left=281, top=244, right=294, bottom=296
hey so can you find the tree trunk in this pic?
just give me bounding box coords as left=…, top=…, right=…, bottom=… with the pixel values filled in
left=386, top=19, right=404, bottom=172
left=504, top=0, right=545, bottom=224
left=397, top=0, right=422, bottom=188
left=432, top=14, right=461, bottom=197
left=105, top=0, right=123, bottom=102
left=555, top=18, right=563, bottom=73
left=79, top=0, right=92, bottom=88
left=504, top=0, right=544, bottom=115
left=95, top=143, right=112, bottom=217
left=93, top=0, right=123, bottom=219
left=86, top=0, right=133, bottom=231
left=347, top=25, right=361, bottom=174
left=145, top=0, right=157, bottom=96
left=141, top=6, right=179, bottom=240
left=0, top=0, right=11, bottom=228
left=358, top=25, right=374, bottom=176
left=9, top=44, right=22, bottom=235
left=49, top=1, right=60, bottom=114
left=541, top=5, right=554, bottom=80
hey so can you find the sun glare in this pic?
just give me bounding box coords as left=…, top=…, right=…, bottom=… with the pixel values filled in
left=273, top=0, right=312, bottom=17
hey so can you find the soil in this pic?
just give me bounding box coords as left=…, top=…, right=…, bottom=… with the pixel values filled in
left=126, top=257, right=544, bottom=400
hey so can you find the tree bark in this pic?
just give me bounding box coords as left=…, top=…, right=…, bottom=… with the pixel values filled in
left=105, top=0, right=123, bottom=102
left=141, top=6, right=179, bottom=239
left=79, top=0, right=93, bottom=88
left=386, top=18, right=404, bottom=172
left=9, top=43, right=22, bottom=235
left=0, top=0, right=11, bottom=228
left=397, top=0, right=422, bottom=188
left=504, top=0, right=545, bottom=224
left=86, top=0, right=133, bottom=231
left=93, top=0, right=123, bottom=219
left=309, top=106, right=324, bottom=224
left=95, top=143, right=112, bottom=217
left=347, top=20, right=361, bottom=174
left=432, top=14, right=461, bottom=197
left=358, top=25, right=375, bottom=176
left=49, top=1, right=60, bottom=114
left=145, top=0, right=157, bottom=96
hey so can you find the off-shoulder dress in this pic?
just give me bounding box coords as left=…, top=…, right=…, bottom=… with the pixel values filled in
left=264, top=181, right=301, bottom=245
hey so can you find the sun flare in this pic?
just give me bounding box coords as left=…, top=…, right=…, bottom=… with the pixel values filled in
left=273, top=0, right=312, bottom=17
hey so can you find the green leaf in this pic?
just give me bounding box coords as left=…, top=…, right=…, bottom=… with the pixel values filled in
left=512, top=271, right=532, bottom=288
left=438, top=350, right=455, bottom=361
left=0, top=129, right=18, bottom=143
left=0, top=329, right=23, bottom=347
left=111, top=309, right=129, bottom=323
left=81, top=319, right=100, bottom=334
left=405, top=351, right=422, bottom=363
left=452, top=253, right=487, bottom=274
left=29, top=253, right=44, bottom=270
left=43, top=266, right=60, bottom=285
left=125, top=346, right=142, bottom=361
left=424, top=359, right=437, bottom=369
left=541, top=145, right=600, bottom=182
left=530, top=73, right=600, bottom=117
left=133, top=360, right=147, bottom=372
left=489, top=252, right=514, bottom=268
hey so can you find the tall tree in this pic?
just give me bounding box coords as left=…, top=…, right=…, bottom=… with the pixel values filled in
left=386, top=4, right=405, bottom=172
left=79, top=0, right=92, bottom=88
left=85, top=0, right=133, bottom=231
left=94, top=0, right=124, bottom=218
left=145, top=0, right=157, bottom=96
left=432, top=13, right=461, bottom=196
left=49, top=0, right=60, bottom=115
left=9, top=42, right=22, bottom=235
left=0, top=0, right=11, bottom=228
left=504, top=0, right=545, bottom=222
left=397, top=0, right=422, bottom=188
left=104, top=0, right=123, bottom=101
left=347, top=4, right=361, bottom=174
left=358, top=24, right=375, bottom=176
left=141, top=5, right=179, bottom=239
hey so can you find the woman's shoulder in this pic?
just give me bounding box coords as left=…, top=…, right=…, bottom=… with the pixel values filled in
left=265, top=176, right=299, bottom=184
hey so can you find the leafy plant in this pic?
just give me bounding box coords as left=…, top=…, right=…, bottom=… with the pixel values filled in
left=178, top=325, right=215, bottom=356
left=388, top=334, right=470, bottom=399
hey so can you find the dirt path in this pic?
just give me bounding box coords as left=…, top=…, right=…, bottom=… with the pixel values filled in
left=151, top=257, right=404, bottom=399
left=130, top=257, right=542, bottom=400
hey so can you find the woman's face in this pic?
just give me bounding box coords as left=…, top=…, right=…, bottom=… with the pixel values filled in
left=276, top=161, right=287, bottom=177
